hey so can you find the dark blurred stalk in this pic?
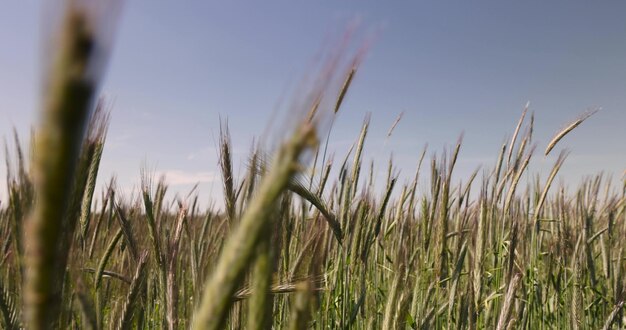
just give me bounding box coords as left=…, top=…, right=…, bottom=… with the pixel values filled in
left=25, top=5, right=102, bottom=328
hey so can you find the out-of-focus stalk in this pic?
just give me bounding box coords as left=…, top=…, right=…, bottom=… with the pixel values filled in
left=25, top=5, right=102, bottom=328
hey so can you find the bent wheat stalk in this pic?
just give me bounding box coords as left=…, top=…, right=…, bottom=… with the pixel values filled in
left=192, top=122, right=317, bottom=330
left=545, top=109, right=598, bottom=156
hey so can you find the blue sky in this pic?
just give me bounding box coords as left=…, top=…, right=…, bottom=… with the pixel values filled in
left=1, top=1, right=625, bottom=205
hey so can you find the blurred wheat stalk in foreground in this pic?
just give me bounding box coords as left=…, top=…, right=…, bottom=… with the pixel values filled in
left=25, top=2, right=114, bottom=328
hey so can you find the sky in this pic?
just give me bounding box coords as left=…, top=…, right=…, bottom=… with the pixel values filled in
left=1, top=1, right=625, bottom=207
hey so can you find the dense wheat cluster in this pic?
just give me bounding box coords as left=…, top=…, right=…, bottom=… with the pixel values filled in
left=1, top=3, right=625, bottom=330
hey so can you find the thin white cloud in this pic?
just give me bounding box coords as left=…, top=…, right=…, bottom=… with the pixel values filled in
left=156, top=170, right=218, bottom=185
left=186, top=146, right=219, bottom=161
left=106, top=133, right=133, bottom=150
left=185, top=145, right=247, bottom=161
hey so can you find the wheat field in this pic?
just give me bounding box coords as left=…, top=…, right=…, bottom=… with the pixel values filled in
left=1, top=3, right=625, bottom=330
